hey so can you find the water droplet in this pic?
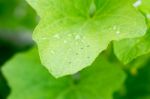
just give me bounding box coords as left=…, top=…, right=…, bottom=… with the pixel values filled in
left=81, top=39, right=85, bottom=43
left=68, top=34, right=72, bottom=37
left=53, top=34, right=60, bottom=39
left=75, top=35, right=81, bottom=40
left=113, top=26, right=117, bottom=30
left=147, top=14, right=150, bottom=19
left=116, top=30, right=120, bottom=35
left=64, top=40, right=67, bottom=43
left=51, top=50, right=55, bottom=54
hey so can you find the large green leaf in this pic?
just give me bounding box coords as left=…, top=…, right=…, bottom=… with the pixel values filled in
left=113, top=0, right=150, bottom=64
left=2, top=48, right=125, bottom=99
left=26, top=0, right=146, bottom=77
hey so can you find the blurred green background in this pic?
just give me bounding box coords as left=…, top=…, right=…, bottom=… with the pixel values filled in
left=0, top=0, right=37, bottom=98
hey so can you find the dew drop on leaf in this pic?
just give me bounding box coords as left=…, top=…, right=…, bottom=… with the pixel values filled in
left=68, top=34, right=72, bottom=37
left=75, top=35, right=81, bottom=40
left=51, top=50, right=55, bottom=54
left=116, top=30, right=120, bottom=35
left=64, top=40, right=67, bottom=43
left=146, top=14, right=150, bottom=19
left=113, top=25, right=117, bottom=30
left=53, top=34, right=60, bottom=39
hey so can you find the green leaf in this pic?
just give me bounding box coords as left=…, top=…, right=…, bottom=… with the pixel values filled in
left=139, top=0, right=150, bottom=14
left=137, top=96, right=150, bottom=99
left=2, top=48, right=125, bottom=99
left=139, top=0, right=150, bottom=26
left=113, top=29, right=150, bottom=64
left=113, top=0, right=150, bottom=64
left=114, top=57, right=150, bottom=99
left=0, top=0, right=37, bottom=30
left=26, top=0, right=147, bottom=77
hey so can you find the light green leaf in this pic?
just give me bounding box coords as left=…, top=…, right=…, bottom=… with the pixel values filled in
left=139, top=0, right=150, bottom=14
left=113, top=0, right=150, bottom=64
left=114, top=29, right=150, bottom=64
left=26, top=0, right=147, bottom=77
left=139, top=0, right=150, bottom=26
left=2, top=48, right=125, bottom=99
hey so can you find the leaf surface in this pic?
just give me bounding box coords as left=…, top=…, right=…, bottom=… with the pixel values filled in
left=114, top=29, right=150, bottom=64
left=113, top=0, right=150, bottom=64
left=26, top=0, right=147, bottom=77
left=2, top=48, right=125, bottom=99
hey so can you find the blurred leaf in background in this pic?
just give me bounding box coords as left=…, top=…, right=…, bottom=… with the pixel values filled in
left=2, top=48, right=125, bottom=99
left=114, top=54, right=150, bottom=99
left=0, top=0, right=37, bottom=99
left=0, top=0, right=37, bottom=30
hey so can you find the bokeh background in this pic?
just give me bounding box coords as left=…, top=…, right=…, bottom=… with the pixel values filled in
left=0, top=0, right=37, bottom=98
